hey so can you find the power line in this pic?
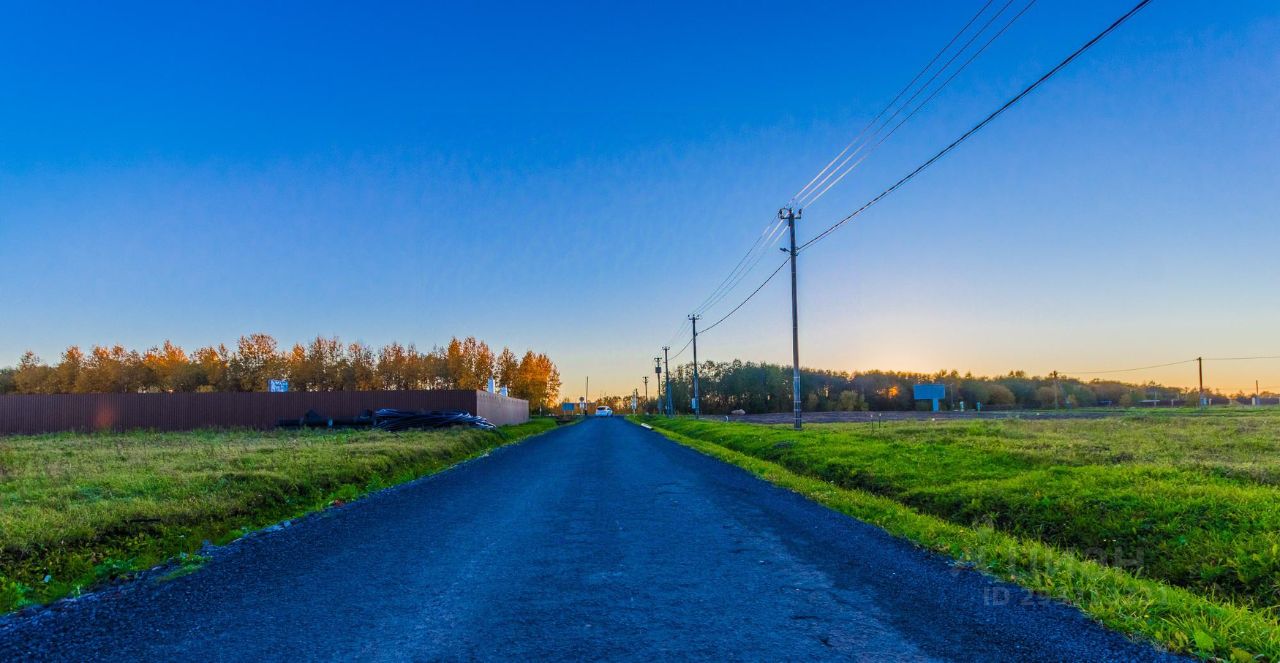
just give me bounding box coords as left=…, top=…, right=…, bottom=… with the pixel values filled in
left=693, top=217, right=789, bottom=316
left=1062, top=358, right=1197, bottom=375
left=799, top=0, right=1154, bottom=252
left=681, top=0, right=1154, bottom=343
left=800, top=0, right=1038, bottom=208
left=688, top=0, right=1014, bottom=327
left=690, top=216, right=786, bottom=316
left=798, top=0, right=1021, bottom=209
left=669, top=334, right=695, bottom=362
left=791, top=0, right=999, bottom=206
left=701, top=259, right=788, bottom=335
left=1008, top=354, right=1280, bottom=377
left=661, top=318, right=691, bottom=349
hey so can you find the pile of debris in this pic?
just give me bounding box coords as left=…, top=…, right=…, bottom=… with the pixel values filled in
left=278, top=408, right=497, bottom=432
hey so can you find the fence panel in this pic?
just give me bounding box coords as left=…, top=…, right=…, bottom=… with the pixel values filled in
left=0, top=390, right=529, bottom=435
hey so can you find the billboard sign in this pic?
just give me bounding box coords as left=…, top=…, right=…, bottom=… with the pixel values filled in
left=912, top=384, right=945, bottom=401
left=268, top=379, right=289, bottom=393
left=913, top=384, right=945, bottom=412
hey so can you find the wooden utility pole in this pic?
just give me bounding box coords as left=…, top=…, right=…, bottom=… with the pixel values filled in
left=662, top=347, right=672, bottom=416
left=781, top=206, right=803, bottom=430
left=689, top=314, right=702, bottom=418
left=1197, top=357, right=1204, bottom=407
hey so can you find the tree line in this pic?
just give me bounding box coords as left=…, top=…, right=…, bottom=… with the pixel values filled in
left=599, top=359, right=1210, bottom=414
left=0, top=335, right=561, bottom=411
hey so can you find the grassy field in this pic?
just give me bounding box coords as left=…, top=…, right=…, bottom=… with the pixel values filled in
left=0, top=418, right=557, bottom=613
left=638, top=410, right=1280, bottom=660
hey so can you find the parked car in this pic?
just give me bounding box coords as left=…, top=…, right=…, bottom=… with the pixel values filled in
left=595, top=405, right=613, bottom=417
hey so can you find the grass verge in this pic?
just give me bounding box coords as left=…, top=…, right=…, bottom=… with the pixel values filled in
left=634, top=415, right=1279, bottom=661
left=0, top=418, right=557, bottom=614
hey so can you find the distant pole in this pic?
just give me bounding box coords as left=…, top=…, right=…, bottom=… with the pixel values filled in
left=653, top=356, right=662, bottom=414
left=782, top=206, right=803, bottom=431
left=689, top=314, right=702, bottom=418
left=662, top=346, right=672, bottom=416
left=643, top=376, right=649, bottom=412
left=1197, top=357, right=1204, bottom=407
left=1052, top=370, right=1060, bottom=409
left=586, top=376, right=589, bottom=404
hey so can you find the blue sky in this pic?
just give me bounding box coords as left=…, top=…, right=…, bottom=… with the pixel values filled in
left=1, top=0, right=1277, bottom=397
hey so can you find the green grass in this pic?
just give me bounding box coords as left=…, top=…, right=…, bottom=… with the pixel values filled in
left=0, top=418, right=557, bottom=613
left=636, top=412, right=1280, bottom=660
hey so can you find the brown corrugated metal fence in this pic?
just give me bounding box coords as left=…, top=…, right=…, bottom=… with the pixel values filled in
left=0, top=390, right=529, bottom=435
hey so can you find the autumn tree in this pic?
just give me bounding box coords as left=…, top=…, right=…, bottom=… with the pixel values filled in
left=192, top=345, right=230, bottom=392
left=2, top=334, right=561, bottom=402
left=286, top=336, right=346, bottom=391
left=377, top=342, right=422, bottom=390
left=14, top=352, right=53, bottom=394
left=143, top=341, right=198, bottom=392
left=512, top=351, right=560, bottom=410
left=343, top=341, right=378, bottom=390
left=52, top=346, right=84, bottom=393
left=74, top=345, right=147, bottom=393
left=495, top=347, right=519, bottom=390
left=226, top=334, right=281, bottom=392
left=445, top=337, right=495, bottom=390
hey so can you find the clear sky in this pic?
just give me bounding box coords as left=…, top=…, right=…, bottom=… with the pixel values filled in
left=1, top=0, right=1277, bottom=398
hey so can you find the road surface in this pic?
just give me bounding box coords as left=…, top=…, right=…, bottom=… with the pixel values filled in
left=0, top=418, right=1179, bottom=661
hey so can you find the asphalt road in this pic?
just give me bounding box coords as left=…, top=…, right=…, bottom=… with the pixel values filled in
left=0, top=418, right=1180, bottom=662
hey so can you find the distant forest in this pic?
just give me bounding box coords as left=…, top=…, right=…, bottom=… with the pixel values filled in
left=0, top=335, right=561, bottom=411
left=599, top=360, right=1244, bottom=414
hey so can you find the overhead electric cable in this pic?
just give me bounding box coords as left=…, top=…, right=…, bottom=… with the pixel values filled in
left=800, top=0, right=1038, bottom=208
left=662, top=319, right=689, bottom=345
left=685, top=0, right=1026, bottom=327
left=798, top=0, right=1020, bottom=208
left=700, top=259, right=790, bottom=335
left=680, top=0, right=1154, bottom=342
left=1062, top=358, right=1196, bottom=375
left=693, top=217, right=789, bottom=316
left=790, top=0, right=998, bottom=205
left=799, top=0, right=1154, bottom=252
left=689, top=216, right=786, bottom=315
left=669, top=335, right=695, bottom=361
left=694, top=220, right=790, bottom=316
